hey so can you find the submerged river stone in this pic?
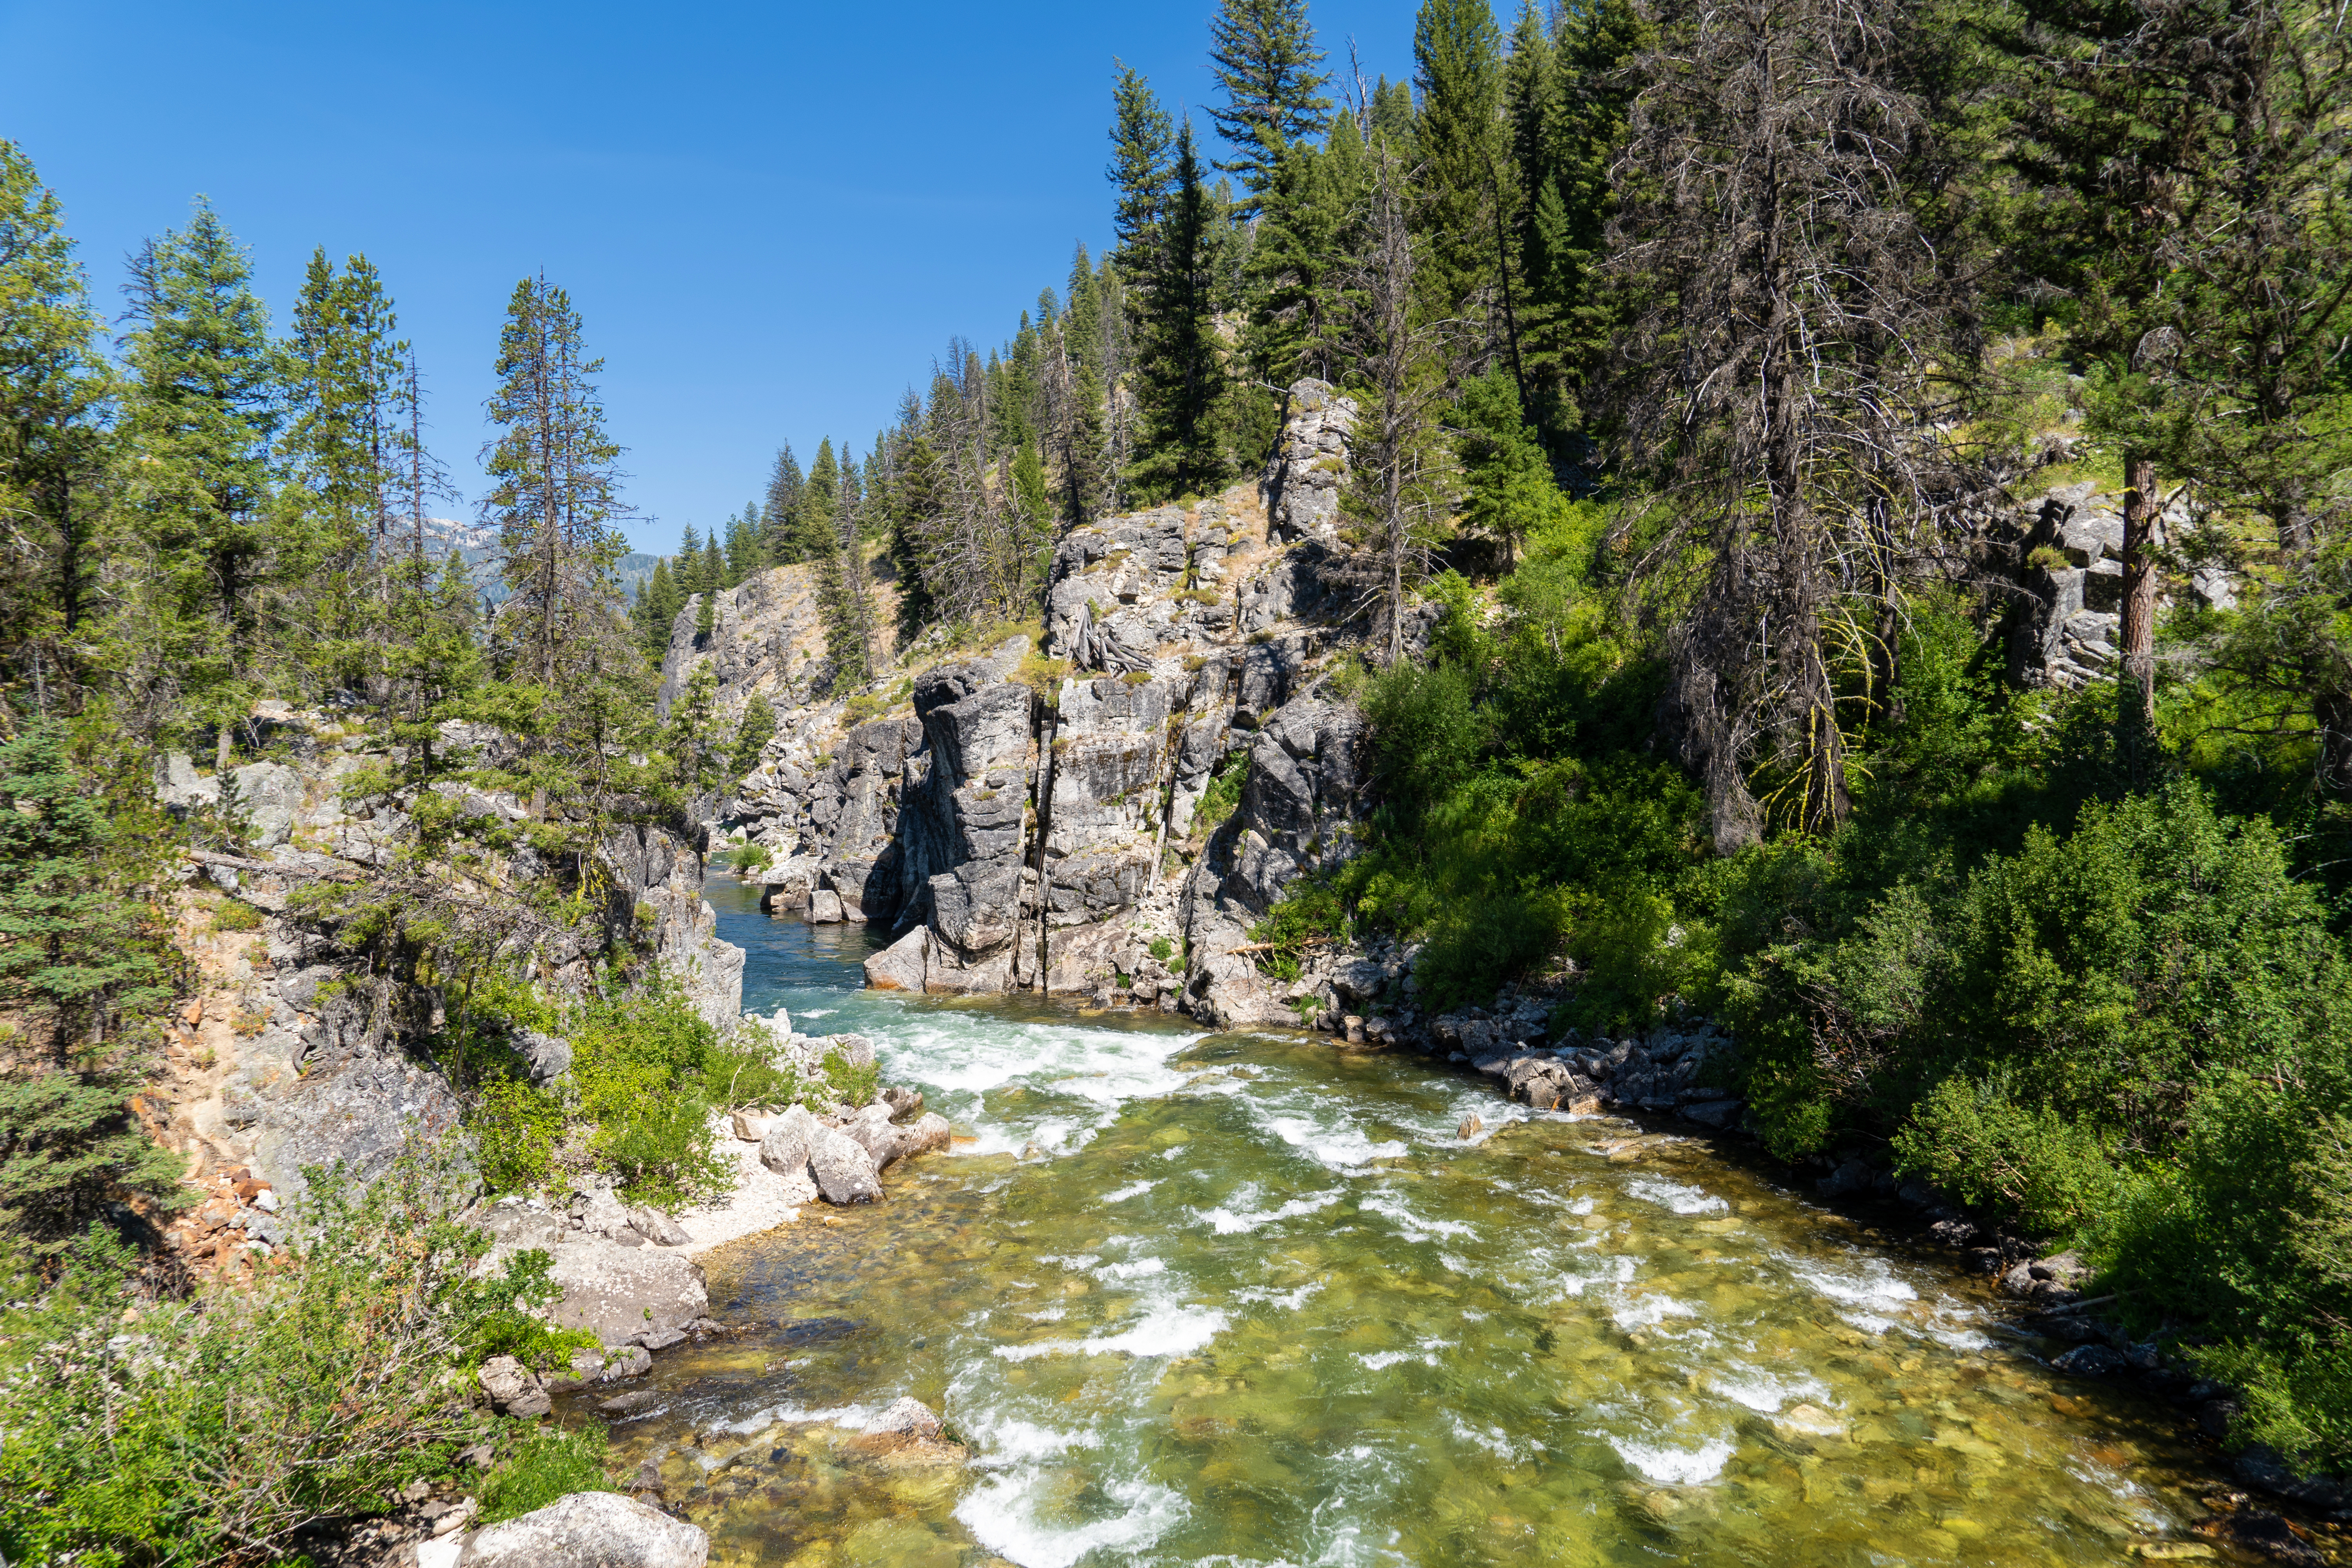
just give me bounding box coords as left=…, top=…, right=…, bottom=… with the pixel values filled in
left=608, top=884, right=2244, bottom=1568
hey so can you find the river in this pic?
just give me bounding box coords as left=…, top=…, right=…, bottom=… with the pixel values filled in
left=575, top=877, right=2241, bottom=1566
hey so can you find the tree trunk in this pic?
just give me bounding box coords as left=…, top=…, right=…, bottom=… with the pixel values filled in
left=2317, top=689, right=2352, bottom=797
left=2120, top=452, right=2158, bottom=724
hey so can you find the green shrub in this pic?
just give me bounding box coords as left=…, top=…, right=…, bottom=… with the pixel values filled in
left=0, top=1142, right=547, bottom=1564
left=1149, top=936, right=1174, bottom=964
left=208, top=897, right=264, bottom=933
left=821, top=1044, right=880, bottom=1109
left=1249, top=879, right=1349, bottom=983
left=479, top=1425, right=615, bottom=1525
left=1190, top=749, right=1249, bottom=836
left=470, top=1077, right=564, bottom=1195
left=1891, top=1072, right=2123, bottom=1233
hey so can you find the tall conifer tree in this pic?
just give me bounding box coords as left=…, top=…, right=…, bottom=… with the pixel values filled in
left=1206, top=0, right=1334, bottom=211
left=1130, top=123, right=1231, bottom=501
left=118, top=198, right=282, bottom=750
left=1109, top=64, right=1178, bottom=273
left=0, top=142, right=112, bottom=701
left=479, top=273, right=628, bottom=696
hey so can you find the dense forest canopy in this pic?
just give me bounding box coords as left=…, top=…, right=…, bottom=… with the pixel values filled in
left=6, top=0, right=2352, bottom=1528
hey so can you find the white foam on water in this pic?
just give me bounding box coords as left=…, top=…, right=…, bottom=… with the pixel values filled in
left=797, top=1007, right=836, bottom=1019
left=716, top=1400, right=879, bottom=1435
left=1360, top=1191, right=1477, bottom=1241
left=1265, top=1112, right=1409, bottom=1172
left=1568, top=1195, right=1598, bottom=1216
left=962, top=1415, right=1103, bottom=1463
left=1039, top=1254, right=1100, bottom=1272
left=1021, top=1307, right=1067, bottom=1323
left=1611, top=1435, right=1735, bottom=1484
left=1096, top=1258, right=1166, bottom=1281
left=1198, top=1190, right=1342, bottom=1234
left=1628, top=1178, right=1730, bottom=1215
left=1448, top=1413, right=1523, bottom=1460
left=1161, top=1144, right=1185, bottom=1161
left=879, top=1013, right=1203, bottom=1154
left=995, top=1303, right=1231, bottom=1363
left=1611, top=1292, right=1701, bottom=1332
left=1558, top=1254, right=1639, bottom=1297
left=955, top=1470, right=1188, bottom=1568
left=1233, top=1280, right=1325, bottom=1311
left=1101, top=1179, right=1159, bottom=1204
left=1839, top=1311, right=1898, bottom=1336
left=1789, top=1256, right=1920, bottom=1310
left=1711, top=1367, right=1833, bottom=1414
left=1357, top=1349, right=1431, bottom=1370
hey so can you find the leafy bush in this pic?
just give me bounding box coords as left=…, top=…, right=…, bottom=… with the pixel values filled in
left=479, top=1425, right=615, bottom=1525
left=820, top=1044, right=880, bottom=1110
left=207, top=897, right=263, bottom=933
left=0, top=1142, right=547, bottom=1565
left=1190, top=748, right=1249, bottom=836
left=455, top=976, right=796, bottom=1207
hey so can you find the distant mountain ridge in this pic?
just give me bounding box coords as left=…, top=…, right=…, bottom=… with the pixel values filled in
left=407, top=517, right=657, bottom=606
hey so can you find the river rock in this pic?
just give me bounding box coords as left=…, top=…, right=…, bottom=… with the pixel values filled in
left=871, top=1396, right=945, bottom=1437
left=758, top=1104, right=824, bottom=1174
left=760, top=1103, right=884, bottom=1203
left=542, top=1343, right=652, bottom=1392
left=460, top=1490, right=709, bottom=1567
left=808, top=1125, right=884, bottom=1203
left=1680, top=1096, right=1742, bottom=1130
left=2051, top=1343, right=2128, bottom=1376
left=627, top=1204, right=690, bottom=1247
left=476, top=1355, right=551, bottom=1418
left=543, top=1241, right=709, bottom=1346
left=730, top=1108, right=771, bottom=1143
left=864, top=925, right=928, bottom=990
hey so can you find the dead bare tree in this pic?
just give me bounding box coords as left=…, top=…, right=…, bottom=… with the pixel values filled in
left=1328, top=142, right=1465, bottom=666
left=1608, top=0, right=1979, bottom=848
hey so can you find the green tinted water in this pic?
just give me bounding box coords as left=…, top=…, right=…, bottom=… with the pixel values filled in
left=575, top=886, right=2239, bottom=1566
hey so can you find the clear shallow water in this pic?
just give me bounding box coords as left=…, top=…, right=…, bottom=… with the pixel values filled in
left=572, top=879, right=2244, bottom=1567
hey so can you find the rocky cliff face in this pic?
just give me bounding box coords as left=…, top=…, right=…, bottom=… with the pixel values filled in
left=722, top=378, right=1381, bottom=1027
left=147, top=712, right=744, bottom=1201
left=654, top=557, right=903, bottom=721
left=1999, top=477, right=2234, bottom=690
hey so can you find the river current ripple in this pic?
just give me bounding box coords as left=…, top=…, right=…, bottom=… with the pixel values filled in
left=572, top=879, right=2239, bottom=1567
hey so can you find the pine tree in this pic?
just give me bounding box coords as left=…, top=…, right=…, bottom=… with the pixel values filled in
left=807, top=438, right=877, bottom=693
left=639, top=557, right=680, bottom=657
left=763, top=443, right=805, bottom=562
left=1610, top=0, right=1975, bottom=844
left=1517, top=0, right=1647, bottom=445
left=117, top=198, right=283, bottom=753
left=1413, top=0, right=1512, bottom=338
left=0, top=141, right=112, bottom=704
left=676, top=524, right=706, bottom=592
left=287, top=250, right=404, bottom=599
left=1129, top=122, right=1231, bottom=502
left=729, top=691, right=777, bottom=778
left=1248, top=111, right=1372, bottom=387
left=1368, top=74, right=1419, bottom=156
left=478, top=272, right=635, bottom=814
left=1109, top=63, right=1177, bottom=272
left=0, top=723, right=182, bottom=1249
left=1206, top=0, right=1334, bottom=211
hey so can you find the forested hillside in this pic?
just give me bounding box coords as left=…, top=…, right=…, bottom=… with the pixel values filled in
left=5, top=0, right=2352, bottom=1544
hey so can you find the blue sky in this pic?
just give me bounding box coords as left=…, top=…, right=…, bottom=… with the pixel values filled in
left=0, top=0, right=1425, bottom=555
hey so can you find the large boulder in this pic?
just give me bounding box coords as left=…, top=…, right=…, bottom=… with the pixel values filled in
left=838, top=1104, right=953, bottom=1170
left=759, top=1105, right=884, bottom=1204
left=542, top=1241, right=708, bottom=1346
left=864, top=925, right=928, bottom=991
left=460, top=1490, right=708, bottom=1567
